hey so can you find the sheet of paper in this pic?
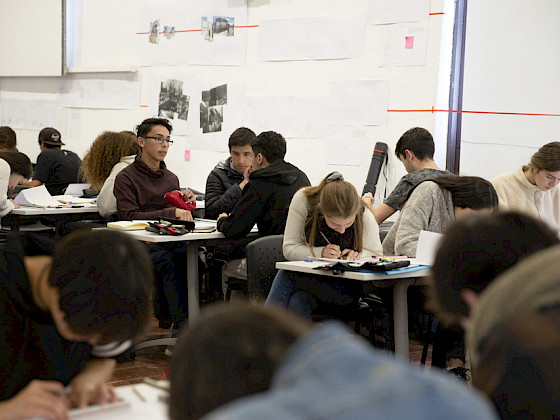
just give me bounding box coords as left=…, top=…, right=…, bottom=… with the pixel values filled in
left=64, top=183, right=92, bottom=196
left=188, top=0, right=248, bottom=66
left=139, top=0, right=192, bottom=66
left=0, top=99, right=57, bottom=130
left=380, top=23, right=428, bottom=66
left=326, top=125, right=375, bottom=166
left=14, top=185, right=64, bottom=207
left=415, top=230, right=443, bottom=266
left=58, top=73, right=141, bottom=109
left=258, top=15, right=366, bottom=61
left=368, top=0, right=429, bottom=25
left=328, top=80, right=390, bottom=125
left=243, top=97, right=328, bottom=139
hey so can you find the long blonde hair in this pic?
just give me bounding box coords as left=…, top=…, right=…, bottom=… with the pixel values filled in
left=303, top=172, right=364, bottom=252
left=81, top=131, right=139, bottom=189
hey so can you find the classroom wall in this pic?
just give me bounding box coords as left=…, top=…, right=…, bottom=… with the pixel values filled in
left=459, top=0, right=560, bottom=180
left=0, top=0, right=449, bottom=201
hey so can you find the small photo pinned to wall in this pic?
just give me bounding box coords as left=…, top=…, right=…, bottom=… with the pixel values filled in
left=213, top=16, right=234, bottom=37
left=200, top=84, right=227, bottom=133
left=158, top=79, right=190, bottom=121
left=163, top=26, right=175, bottom=40
left=201, top=17, right=213, bottom=42
left=149, top=19, right=160, bottom=44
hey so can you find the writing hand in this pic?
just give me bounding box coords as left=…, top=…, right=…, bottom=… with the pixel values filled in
left=341, top=249, right=361, bottom=261
left=321, top=244, right=341, bottom=259
left=175, top=208, right=193, bottom=221
left=217, top=212, right=228, bottom=222
left=0, top=380, right=69, bottom=420
left=68, top=359, right=116, bottom=408
left=9, top=198, right=19, bottom=209
left=181, top=189, right=196, bottom=203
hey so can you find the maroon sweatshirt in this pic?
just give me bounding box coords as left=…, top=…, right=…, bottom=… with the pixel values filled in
left=114, top=156, right=180, bottom=220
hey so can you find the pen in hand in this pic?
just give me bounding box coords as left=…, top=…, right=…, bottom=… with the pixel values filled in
left=320, top=232, right=346, bottom=259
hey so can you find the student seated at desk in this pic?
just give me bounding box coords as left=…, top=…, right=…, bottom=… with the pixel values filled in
left=492, top=141, right=560, bottom=233
left=169, top=303, right=497, bottom=420
left=81, top=130, right=140, bottom=219
left=382, top=174, right=497, bottom=378
left=22, top=127, right=81, bottom=195
left=0, top=151, right=32, bottom=218
left=216, top=131, right=310, bottom=289
left=362, top=127, right=448, bottom=224
left=265, top=172, right=383, bottom=319
left=0, top=229, right=152, bottom=420
left=114, top=117, right=195, bottom=336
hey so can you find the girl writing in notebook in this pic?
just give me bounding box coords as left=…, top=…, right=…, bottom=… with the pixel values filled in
left=265, top=172, right=383, bottom=319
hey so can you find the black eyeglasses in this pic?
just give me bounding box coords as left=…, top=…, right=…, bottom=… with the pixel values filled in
left=144, top=136, right=173, bottom=145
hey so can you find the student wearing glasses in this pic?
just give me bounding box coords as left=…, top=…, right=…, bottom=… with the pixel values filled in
left=114, top=117, right=195, bottom=336
left=492, top=141, right=560, bottom=232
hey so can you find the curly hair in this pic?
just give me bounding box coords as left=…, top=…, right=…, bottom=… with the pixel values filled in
left=81, top=131, right=140, bottom=189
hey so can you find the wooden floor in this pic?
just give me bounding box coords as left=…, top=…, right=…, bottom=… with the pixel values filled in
left=109, top=314, right=434, bottom=386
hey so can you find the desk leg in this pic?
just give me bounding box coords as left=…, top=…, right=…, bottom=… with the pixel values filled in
left=186, top=242, right=200, bottom=321
left=393, top=278, right=415, bottom=360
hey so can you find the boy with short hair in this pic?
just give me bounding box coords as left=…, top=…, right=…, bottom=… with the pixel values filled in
left=0, top=229, right=152, bottom=419
left=363, top=127, right=448, bottom=224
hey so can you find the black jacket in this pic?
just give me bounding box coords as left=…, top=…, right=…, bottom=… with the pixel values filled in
left=204, top=157, right=244, bottom=219
left=217, top=160, right=310, bottom=239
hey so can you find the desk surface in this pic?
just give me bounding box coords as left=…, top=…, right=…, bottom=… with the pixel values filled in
left=122, top=225, right=258, bottom=243
left=11, top=205, right=99, bottom=215
left=96, top=384, right=168, bottom=419
left=276, top=260, right=430, bottom=282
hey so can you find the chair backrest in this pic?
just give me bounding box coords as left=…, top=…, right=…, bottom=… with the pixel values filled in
left=246, top=234, right=284, bottom=301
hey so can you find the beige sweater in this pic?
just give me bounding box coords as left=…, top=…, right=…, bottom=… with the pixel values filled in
left=382, top=181, right=455, bottom=258
left=492, top=165, right=560, bottom=232
left=282, top=189, right=383, bottom=261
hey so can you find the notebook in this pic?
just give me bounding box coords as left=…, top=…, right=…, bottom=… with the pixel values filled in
left=106, top=220, right=154, bottom=231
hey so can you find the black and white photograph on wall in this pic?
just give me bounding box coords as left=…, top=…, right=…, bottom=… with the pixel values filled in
left=200, top=84, right=227, bottom=133
left=158, top=79, right=190, bottom=121
left=149, top=20, right=160, bottom=44
left=163, top=26, right=175, bottom=40
left=201, top=17, right=213, bottom=42
left=213, top=16, right=234, bottom=37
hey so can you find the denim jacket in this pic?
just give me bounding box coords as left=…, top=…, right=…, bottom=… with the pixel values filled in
left=204, top=322, right=497, bottom=420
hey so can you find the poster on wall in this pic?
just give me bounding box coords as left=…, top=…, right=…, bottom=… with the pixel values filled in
left=243, top=96, right=328, bottom=139
left=379, top=22, right=428, bottom=66
left=196, top=81, right=245, bottom=152
left=144, top=68, right=200, bottom=136
left=368, top=0, right=430, bottom=25
left=258, top=15, right=367, bottom=61
left=188, top=0, right=248, bottom=65
left=139, top=0, right=192, bottom=66
left=328, top=80, right=390, bottom=126
left=0, top=99, right=57, bottom=130
left=326, top=125, right=375, bottom=166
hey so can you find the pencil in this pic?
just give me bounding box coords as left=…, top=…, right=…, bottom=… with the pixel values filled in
left=320, top=231, right=331, bottom=244
left=133, top=386, right=147, bottom=402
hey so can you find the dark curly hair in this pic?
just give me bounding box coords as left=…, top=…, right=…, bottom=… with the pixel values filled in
left=81, top=131, right=139, bottom=189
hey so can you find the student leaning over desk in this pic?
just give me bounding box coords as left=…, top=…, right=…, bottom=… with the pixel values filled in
left=0, top=151, right=32, bottom=218
left=0, top=229, right=152, bottom=420
left=265, top=172, right=383, bottom=319
left=492, top=141, right=560, bottom=233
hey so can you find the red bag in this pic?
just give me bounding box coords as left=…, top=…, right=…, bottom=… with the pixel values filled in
left=164, top=190, right=196, bottom=212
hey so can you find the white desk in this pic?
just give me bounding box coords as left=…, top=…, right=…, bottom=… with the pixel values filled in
left=4, top=205, right=101, bottom=230
left=275, top=261, right=430, bottom=360
left=123, top=228, right=258, bottom=321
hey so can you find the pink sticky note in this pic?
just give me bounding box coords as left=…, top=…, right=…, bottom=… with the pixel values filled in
left=184, top=149, right=191, bottom=160
left=405, top=36, right=414, bottom=49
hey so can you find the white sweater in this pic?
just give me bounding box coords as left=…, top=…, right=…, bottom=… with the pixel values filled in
left=282, top=189, right=383, bottom=261
left=0, top=159, right=14, bottom=218
left=492, top=165, right=560, bottom=232
left=97, top=155, right=136, bottom=218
